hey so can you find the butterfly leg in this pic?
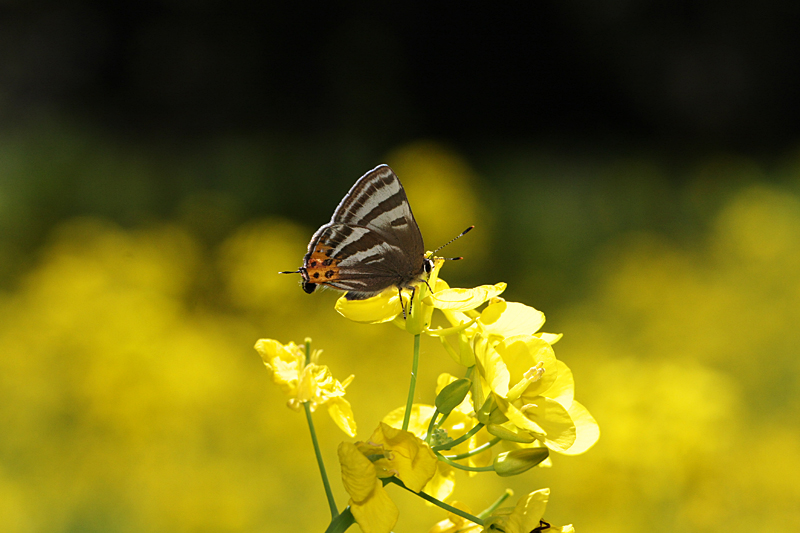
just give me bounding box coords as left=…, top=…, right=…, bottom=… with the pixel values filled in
left=398, top=287, right=406, bottom=319
left=398, top=286, right=417, bottom=320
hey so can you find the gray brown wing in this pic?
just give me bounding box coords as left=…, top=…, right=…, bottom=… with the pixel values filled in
left=329, top=165, right=425, bottom=260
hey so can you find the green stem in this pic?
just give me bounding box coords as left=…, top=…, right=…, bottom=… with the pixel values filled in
left=432, top=422, right=484, bottom=452
left=435, top=452, right=496, bottom=473
left=424, top=408, right=440, bottom=444
left=303, top=340, right=337, bottom=520
left=478, top=489, right=514, bottom=520
left=443, top=437, right=501, bottom=460
left=402, top=334, right=421, bottom=431
left=304, top=402, right=338, bottom=520
left=324, top=507, right=354, bottom=533
left=387, top=477, right=484, bottom=527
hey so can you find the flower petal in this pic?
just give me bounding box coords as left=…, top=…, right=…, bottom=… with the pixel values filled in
left=382, top=404, right=435, bottom=437
left=430, top=283, right=506, bottom=311
left=479, top=301, right=546, bottom=338
left=499, top=395, right=577, bottom=452
left=474, top=336, right=512, bottom=397
left=350, top=478, right=399, bottom=533
left=370, top=423, right=438, bottom=492
left=522, top=397, right=577, bottom=452
left=560, top=400, right=600, bottom=456
left=495, top=396, right=546, bottom=437
left=254, top=338, right=303, bottom=395
left=422, top=462, right=456, bottom=502
left=475, top=335, right=557, bottom=400
left=338, top=442, right=378, bottom=502
left=327, top=397, right=358, bottom=437
left=535, top=332, right=563, bottom=344
left=541, top=360, right=574, bottom=407
left=507, top=488, right=549, bottom=533
left=335, top=289, right=403, bottom=323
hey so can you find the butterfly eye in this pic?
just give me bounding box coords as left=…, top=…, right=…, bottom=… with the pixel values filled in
left=302, top=281, right=317, bottom=294
left=423, top=258, right=433, bottom=274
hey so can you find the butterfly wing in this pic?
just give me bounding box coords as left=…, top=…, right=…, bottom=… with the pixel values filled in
left=302, top=165, right=427, bottom=298
left=331, top=164, right=425, bottom=261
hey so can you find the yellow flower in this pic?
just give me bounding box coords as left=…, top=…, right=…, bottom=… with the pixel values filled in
left=477, top=300, right=545, bottom=339
left=338, top=423, right=439, bottom=533
left=483, top=488, right=574, bottom=533
left=429, top=281, right=507, bottom=313
left=334, top=258, right=505, bottom=336
left=254, top=338, right=357, bottom=437
left=382, top=404, right=456, bottom=501
left=338, top=442, right=398, bottom=533
left=474, top=336, right=599, bottom=454
left=440, top=298, right=561, bottom=344
left=333, top=288, right=407, bottom=325
left=359, top=422, right=438, bottom=492
left=433, top=296, right=563, bottom=371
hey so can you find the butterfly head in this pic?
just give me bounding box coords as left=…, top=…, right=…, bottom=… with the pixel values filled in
left=300, top=268, right=317, bottom=294
left=423, top=256, right=434, bottom=275
left=281, top=241, right=341, bottom=295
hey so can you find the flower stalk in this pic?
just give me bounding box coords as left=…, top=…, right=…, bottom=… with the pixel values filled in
left=478, top=489, right=513, bottom=520
left=304, top=402, right=338, bottom=519
left=431, top=421, right=484, bottom=452
left=402, top=333, right=421, bottom=431
left=386, top=477, right=484, bottom=527
left=443, top=436, right=501, bottom=460
left=303, top=339, right=338, bottom=520
left=435, top=451, right=496, bottom=473
left=323, top=508, right=354, bottom=533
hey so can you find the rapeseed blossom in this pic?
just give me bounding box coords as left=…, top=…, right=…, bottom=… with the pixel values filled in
left=254, top=338, right=357, bottom=437
left=338, top=423, right=438, bottom=533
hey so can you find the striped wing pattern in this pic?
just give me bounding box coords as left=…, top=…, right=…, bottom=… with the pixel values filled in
left=301, top=165, right=427, bottom=298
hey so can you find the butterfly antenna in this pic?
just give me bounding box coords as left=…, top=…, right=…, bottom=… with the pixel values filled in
left=431, top=225, right=474, bottom=256
left=278, top=269, right=302, bottom=274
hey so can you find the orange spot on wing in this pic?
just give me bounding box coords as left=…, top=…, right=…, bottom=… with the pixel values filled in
left=305, top=245, right=342, bottom=283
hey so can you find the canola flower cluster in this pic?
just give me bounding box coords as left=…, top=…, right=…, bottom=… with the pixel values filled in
left=256, top=258, right=599, bottom=533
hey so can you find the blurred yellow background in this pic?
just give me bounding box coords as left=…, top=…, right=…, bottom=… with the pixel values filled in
left=2, top=137, right=799, bottom=532
left=3, top=4, right=800, bottom=531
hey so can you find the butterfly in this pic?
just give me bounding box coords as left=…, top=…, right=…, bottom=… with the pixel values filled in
left=281, top=164, right=471, bottom=315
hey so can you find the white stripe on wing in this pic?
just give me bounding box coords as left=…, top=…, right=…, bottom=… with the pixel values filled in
left=345, top=177, right=403, bottom=224
left=329, top=226, right=370, bottom=255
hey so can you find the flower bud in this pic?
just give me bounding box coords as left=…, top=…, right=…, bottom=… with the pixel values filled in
left=435, top=378, right=472, bottom=414
left=470, top=374, right=485, bottom=413
left=493, top=448, right=549, bottom=477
